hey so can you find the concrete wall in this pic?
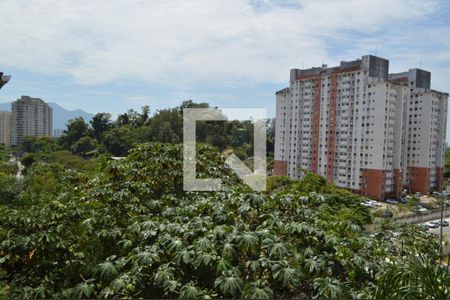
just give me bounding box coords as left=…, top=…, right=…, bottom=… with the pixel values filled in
left=394, top=207, right=450, bottom=224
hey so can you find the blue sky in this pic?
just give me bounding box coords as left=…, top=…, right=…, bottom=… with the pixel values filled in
left=1, top=0, right=450, bottom=138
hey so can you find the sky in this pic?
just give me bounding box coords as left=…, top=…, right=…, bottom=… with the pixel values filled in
left=0, top=0, right=450, bottom=138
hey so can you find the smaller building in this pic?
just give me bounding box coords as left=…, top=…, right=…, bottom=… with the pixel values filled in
left=53, top=128, right=64, bottom=138
left=0, top=111, right=12, bottom=145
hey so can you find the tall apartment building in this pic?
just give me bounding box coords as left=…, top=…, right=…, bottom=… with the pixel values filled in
left=274, top=55, right=448, bottom=200
left=0, top=111, right=12, bottom=145
left=11, top=96, right=53, bottom=145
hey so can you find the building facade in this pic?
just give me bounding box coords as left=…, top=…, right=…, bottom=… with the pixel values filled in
left=11, top=96, right=53, bottom=145
left=0, top=111, right=12, bottom=145
left=274, top=55, right=448, bottom=200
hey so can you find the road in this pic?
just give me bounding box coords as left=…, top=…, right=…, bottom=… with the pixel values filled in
left=422, top=217, right=450, bottom=254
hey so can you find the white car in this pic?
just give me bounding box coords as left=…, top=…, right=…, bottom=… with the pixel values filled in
left=411, top=206, right=428, bottom=213
left=367, top=200, right=381, bottom=207
left=425, top=222, right=439, bottom=229
left=361, top=200, right=381, bottom=208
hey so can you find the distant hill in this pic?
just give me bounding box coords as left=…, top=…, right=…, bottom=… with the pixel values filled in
left=48, top=102, right=94, bottom=130
left=0, top=101, right=94, bottom=130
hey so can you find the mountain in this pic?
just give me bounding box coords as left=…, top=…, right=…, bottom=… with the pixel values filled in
left=48, top=102, right=94, bottom=130
left=0, top=101, right=94, bottom=130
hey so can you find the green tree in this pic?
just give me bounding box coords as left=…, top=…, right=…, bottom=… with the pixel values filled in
left=62, top=117, right=90, bottom=146
left=101, top=126, right=134, bottom=156
left=0, top=173, right=22, bottom=203
left=20, top=153, right=37, bottom=174
left=71, top=136, right=97, bottom=157
left=90, top=113, right=113, bottom=141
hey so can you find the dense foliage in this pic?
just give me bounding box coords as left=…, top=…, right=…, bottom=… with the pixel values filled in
left=0, top=143, right=447, bottom=299
left=9, top=101, right=275, bottom=179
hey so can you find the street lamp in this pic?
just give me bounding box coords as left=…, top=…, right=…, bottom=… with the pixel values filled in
left=432, top=191, right=449, bottom=264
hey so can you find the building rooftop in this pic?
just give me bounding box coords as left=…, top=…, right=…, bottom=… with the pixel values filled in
left=275, top=87, right=290, bottom=95
left=13, top=95, right=49, bottom=105
left=290, top=55, right=389, bottom=81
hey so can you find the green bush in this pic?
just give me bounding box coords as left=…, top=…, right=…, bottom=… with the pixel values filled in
left=0, top=163, right=18, bottom=176
left=0, top=173, right=22, bottom=204
left=48, top=150, right=98, bottom=173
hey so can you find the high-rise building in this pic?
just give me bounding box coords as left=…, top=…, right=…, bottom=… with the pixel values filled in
left=0, top=111, right=12, bottom=145
left=0, top=72, right=10, bottom=90
left=274, top=55, right=448, bottom=200
left=11, top=96, right=53, bottom=145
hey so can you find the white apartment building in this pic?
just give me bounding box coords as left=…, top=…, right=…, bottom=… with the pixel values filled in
left=11, top=96, right=53, bottom=145
left=274, top=55, right=448, bottom=200
left=0, top=111, right=12, bottom=145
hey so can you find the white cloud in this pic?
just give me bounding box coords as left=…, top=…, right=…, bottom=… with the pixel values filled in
left=0, top=0, right=444, bottom=87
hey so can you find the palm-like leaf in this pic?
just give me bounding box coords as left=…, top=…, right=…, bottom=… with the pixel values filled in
left=134, top=250, right=158, bottom=266
left=237, top=234, right=259, bottom=252
left=243, top=280, right=273, bottom=299
left=111, top=274, right=131, bottom=293
left=304, top=256, right=324, bottom=274
left=262, top=238, right=290, bottom=259
left=72, top=281, right=95, bottom=299
left=174, top=249, right=194, bottom=265
left=215, top=270, right=244, bottom=297
left=194, top=251, right=216, bottom=268
left=313, top=277, right=342, bottom=299
left=375, top=255, right=450, bottom=299
left=178, top=283, right=203, bottom=299
left=154, top=265, right=174, bottom=286
left=97, top=261, right=118, bottom=281
left=216, top=258, right=233, bottom=272
left=272, top=261, right=300, bottom=286
left=221, top=242, right=235, bottom=258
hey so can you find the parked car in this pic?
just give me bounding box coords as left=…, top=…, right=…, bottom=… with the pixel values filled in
left=361, top=201, right=372, bottom=208
left=398, top=197, right=407, bottom=204
left=367, top=200, right=381, bottom=207
left=386, top=198, right=399, bottom=204
left=411, top=206, right=428, bottom=213
left=361, top=200, right=381, bottom=208
left=381, top=210, right=393, bottom=218
left=432, top=220, right=449, bottom=227
left=415, top=192, right=423, bottom=197
left=425, top=221, right=439, bottom=229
